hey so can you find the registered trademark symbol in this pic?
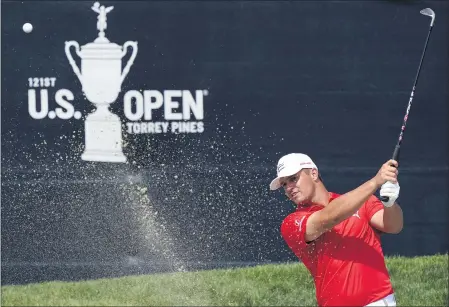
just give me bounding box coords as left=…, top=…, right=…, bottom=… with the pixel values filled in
left=203, top=89, right=209, bottom=96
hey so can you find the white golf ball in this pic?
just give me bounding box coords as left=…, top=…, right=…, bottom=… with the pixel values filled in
left=23, top=23, right=33, bottom=33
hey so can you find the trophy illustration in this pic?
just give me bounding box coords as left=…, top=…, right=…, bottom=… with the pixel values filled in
left=65, top=2, right=138, bottom=163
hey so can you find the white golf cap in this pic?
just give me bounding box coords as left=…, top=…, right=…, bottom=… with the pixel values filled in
left=269, top=153, right=318, bottom=190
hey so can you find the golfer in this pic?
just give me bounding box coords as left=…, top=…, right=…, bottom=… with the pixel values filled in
left=270, top=153, right=403, bottom=307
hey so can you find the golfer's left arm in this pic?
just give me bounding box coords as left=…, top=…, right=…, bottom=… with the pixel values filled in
left=370, top=181, right=404, bottom=234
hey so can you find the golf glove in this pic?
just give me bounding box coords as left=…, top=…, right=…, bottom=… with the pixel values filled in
left=380, top=181, right=400, bottom=207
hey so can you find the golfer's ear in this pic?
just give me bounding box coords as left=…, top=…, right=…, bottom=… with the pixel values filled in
left=311, top=168, right=319, bottom=181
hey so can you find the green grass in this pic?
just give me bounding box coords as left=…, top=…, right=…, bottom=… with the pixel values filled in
left=2, top=254, right=448, bottom=306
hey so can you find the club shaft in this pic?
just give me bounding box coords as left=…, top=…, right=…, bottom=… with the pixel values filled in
left=380, top=15, right=434, bottom=203
left=391, top=24, right=434, bottom=161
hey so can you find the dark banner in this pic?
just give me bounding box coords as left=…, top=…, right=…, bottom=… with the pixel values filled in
left=2, top=0, right=448, bottom=285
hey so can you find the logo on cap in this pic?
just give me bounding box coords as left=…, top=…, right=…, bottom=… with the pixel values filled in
left=277, top=162, right=285, bottom=174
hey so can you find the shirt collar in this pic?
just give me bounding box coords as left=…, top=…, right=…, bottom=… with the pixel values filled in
left=296, top=192, right=341, bottom=212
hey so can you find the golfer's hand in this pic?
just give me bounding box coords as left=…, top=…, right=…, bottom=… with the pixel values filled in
left=380, top=181, right=400, bottom=207
left=374, top=159, right=398, bottom=187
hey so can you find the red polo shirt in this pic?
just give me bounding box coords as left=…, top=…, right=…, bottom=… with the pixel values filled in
left=280, top=192, right=394, bottom=306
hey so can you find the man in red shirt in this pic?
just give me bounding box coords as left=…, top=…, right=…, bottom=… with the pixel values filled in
left=270, top=153, right=403, bottom=306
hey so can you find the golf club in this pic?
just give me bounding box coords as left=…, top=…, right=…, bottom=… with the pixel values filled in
left=380, top=8, right=435, bottom=203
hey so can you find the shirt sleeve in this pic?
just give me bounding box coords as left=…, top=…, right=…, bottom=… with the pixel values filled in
left=280, top=211, right=314, bottom=251
left=362, top=195, right=385, bottom=221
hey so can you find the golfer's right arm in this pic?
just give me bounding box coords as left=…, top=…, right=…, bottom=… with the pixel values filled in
left=305, top=160, right=398, bottom=242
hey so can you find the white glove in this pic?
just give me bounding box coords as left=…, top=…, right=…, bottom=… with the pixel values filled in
left=380, top=181, right=400, bottom=207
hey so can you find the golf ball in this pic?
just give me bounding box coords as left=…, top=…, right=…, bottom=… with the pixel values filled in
left=23, top=23, right=33, bottom=33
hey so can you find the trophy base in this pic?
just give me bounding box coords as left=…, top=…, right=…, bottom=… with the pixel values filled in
left=81, top=151, right=127, bottom=163
left=81, top=107, right=127, bottom=163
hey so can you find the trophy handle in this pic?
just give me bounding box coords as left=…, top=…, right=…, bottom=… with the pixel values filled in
left=64, top=41, right=83, bottom=85
left=120, top=41, right=138, bottom=85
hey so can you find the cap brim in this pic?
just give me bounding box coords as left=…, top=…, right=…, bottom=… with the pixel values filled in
left=269, top=165, right=322, bottom=191
left=269, top=168, right=301, bottom=191
left=269, top=177, right=282, bottom=191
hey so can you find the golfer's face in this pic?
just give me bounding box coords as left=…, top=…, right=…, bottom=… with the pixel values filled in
left=282, top=170, right=311, bottom=205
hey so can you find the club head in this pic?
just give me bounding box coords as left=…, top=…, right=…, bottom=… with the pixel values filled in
left=420, top=8, right=435, bottom=27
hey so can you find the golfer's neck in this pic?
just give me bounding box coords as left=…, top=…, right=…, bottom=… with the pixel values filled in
left=310, top=184, right=330, bottom=207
